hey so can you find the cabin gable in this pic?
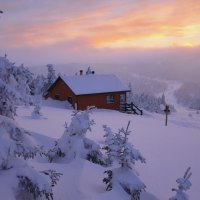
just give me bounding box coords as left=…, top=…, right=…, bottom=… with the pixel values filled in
left=45, top=77, right=77, bottom=107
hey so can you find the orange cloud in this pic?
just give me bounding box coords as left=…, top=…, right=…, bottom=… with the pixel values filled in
left=1, top=0, right=200, bottom=49
left=86, top=0, right=200, bottom=48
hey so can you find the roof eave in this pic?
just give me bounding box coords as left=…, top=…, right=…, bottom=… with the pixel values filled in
left=76, top=90, right=131, bottom=96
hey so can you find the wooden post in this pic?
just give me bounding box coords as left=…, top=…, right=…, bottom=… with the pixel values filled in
left=165, top=111, right=168, bottom=126
left=164, top=105, right=170, bottom=126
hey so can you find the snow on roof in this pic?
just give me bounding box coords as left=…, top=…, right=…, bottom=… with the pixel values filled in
left=60, top=74, right=130, bottom=95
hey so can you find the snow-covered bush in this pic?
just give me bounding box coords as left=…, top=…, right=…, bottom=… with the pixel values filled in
left=169, top=167, right=192, bottom=200
left=84, top=137, right=105, bottom=165
left=46, top=110, right=105, bottom=165
left=0, top=115, right=61, bottom=199
left=104, top=168, right=146, bottom=200
left=16, top=162, right=61, bottom=200
left=0, top=116, right=38, bottom=170
left=32, top=101, right=42, bottom=118
left=103, top=121, right=146, bottom=200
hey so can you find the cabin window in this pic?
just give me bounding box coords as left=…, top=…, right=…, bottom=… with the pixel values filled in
left=106, top=95, right=115, bottom=103
left=55, top=93, right=60, bottom=100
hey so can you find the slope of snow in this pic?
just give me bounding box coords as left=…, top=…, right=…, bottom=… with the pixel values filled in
left=14, top=95, right=200, bottom=200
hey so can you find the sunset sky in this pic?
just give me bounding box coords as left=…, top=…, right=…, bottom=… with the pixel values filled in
left=0, top=0, right=200, bottom=65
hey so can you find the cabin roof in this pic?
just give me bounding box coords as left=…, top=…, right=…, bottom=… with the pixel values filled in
left=59, top=74, right=130, bottom=95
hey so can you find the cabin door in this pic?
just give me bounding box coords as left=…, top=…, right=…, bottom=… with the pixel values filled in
left=67, top=96, right=72, bottom=104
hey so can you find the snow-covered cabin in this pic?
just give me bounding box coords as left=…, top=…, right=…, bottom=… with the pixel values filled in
left=45, top=73, right=130, bottom=110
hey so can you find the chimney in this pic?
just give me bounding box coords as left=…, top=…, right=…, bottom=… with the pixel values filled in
left=80, top=70, right=83, bottom=75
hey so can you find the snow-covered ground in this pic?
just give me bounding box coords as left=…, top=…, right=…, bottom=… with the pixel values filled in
left=14, top=83, right=200, bottom=200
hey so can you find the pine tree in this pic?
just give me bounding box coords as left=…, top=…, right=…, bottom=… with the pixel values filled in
left=118, top=121, right=145, bottom=168
left=103, top=125, right=122, bottom=165
left=103, top=121, right=146, bottom=200
left=169, top=167, right=192, bottom=200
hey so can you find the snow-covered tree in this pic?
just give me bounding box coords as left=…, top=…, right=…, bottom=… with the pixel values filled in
left=161, top=93, right=166, bottom=105
left=127, top=82, right=134, bottom=104
left=46, top=64, right=56, bottom=89
left=103, top=125, right=122, bottom=165
left=0, top=55, right=33, bottom=106
left=46, top=110, right=105, bottom=165
left=0, top=115, right=61, bottom=200
left=103, top=121, right=146, bottom=200
left=127, top=83, right=175, bottom=113
left=31, top=74, right=47, bottom=95
left=0, top=80, right=17, bottom=119
left=127, top=83, right=167, bottom=113
left=103, top=121, right=145, bottom=167
left=133, top=93, right=175, bottom=113
left=41, top=64, right=57, bottom=96
left=169, top=167, right=192, bottom=200
left=118, top=122, right=145, bottom=168
left=12, top=64, right=33, bottom=105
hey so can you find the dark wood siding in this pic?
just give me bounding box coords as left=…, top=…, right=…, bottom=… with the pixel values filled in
left=77, top=92, right=126, bottom=110
left=45, top=78, right=77, bottom=108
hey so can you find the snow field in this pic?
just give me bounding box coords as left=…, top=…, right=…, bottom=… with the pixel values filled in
left=15, top=100, right=200, bottom=200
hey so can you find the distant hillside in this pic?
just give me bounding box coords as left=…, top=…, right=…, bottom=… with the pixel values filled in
left=29, top=47, right=200, bottom=84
